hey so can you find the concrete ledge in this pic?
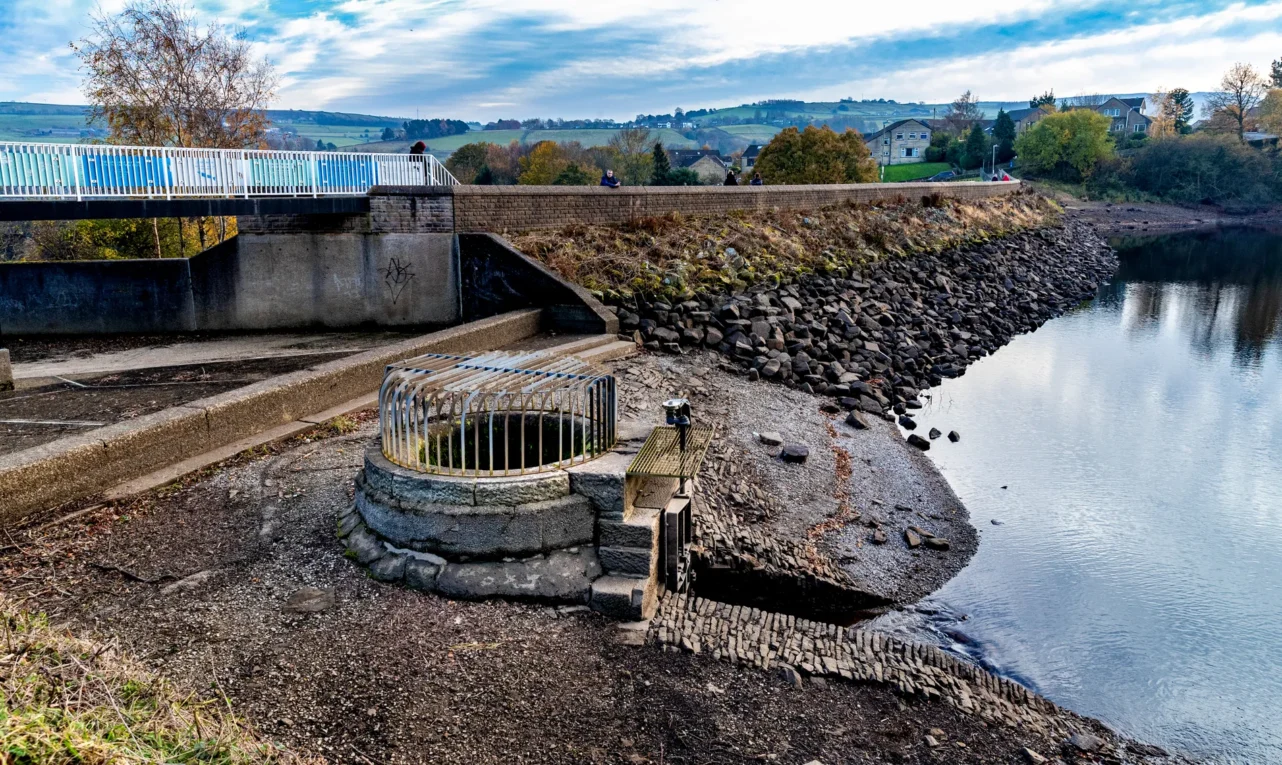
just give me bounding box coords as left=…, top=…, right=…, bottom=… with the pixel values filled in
left=590, top=575, right=658, bottom=620
left=0, top=309, right=543, bottom=525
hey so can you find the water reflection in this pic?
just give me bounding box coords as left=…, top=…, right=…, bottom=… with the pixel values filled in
left=884, top=227, right=1282, bottom=763
left=1105, top=228, right=1282, bottom=361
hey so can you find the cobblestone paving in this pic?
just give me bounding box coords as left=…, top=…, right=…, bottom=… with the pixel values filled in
left=649, top=591, right=1077, bottom=744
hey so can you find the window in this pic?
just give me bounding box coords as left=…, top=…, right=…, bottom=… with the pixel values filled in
left=899, top=147, right=906, bottom=157
left=883, top=138, right=889, bottom=145
left=907, top=147, right=917, bottom=157
left=908, top=132, right=917, bottom=139
left=1134, top=123, right=1146, bottom=132
left=1104, top=108, right=1120, bottom=117
left=921, top=132, right=929, bottom=141
left=895, top=133, right=903, bottom=140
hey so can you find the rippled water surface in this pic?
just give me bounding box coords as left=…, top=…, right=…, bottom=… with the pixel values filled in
left=900, top=227, right=1282, bottom=763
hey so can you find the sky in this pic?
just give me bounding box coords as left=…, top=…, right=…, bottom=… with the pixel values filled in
left=2, top=0, right=1282, bottom=121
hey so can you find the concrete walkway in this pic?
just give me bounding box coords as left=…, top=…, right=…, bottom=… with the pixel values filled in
left=10, top=332, right=409, bottom=383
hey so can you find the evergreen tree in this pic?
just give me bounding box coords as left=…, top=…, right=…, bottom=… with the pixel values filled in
left=651, top=142, right=671, bottom=185
left=381, top=127, right=395, bottom=141
left=962, top=124, right=990, bottom=171
left=316, top=139, right=326, bottom=151
left=992, top=110, right=1017, bottom=162
left=1272, top=59, right=1282, bottom=88
left=1167, top=88, right=1196, bottom=134
left=1029, top=90, right=1056, bottom=110
left=552, top=163, right=593, bottom=185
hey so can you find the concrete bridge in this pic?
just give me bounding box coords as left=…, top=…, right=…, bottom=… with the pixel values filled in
left=0, top=143, right=1022, bottom=337
left=0, top=141, right=455, bottom=222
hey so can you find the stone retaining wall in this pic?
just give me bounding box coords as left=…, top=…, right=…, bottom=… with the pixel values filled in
left=241, top=182, right=1020, bottom=235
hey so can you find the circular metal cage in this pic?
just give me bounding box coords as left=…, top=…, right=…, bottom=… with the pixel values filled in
left=379, top=350, right=618, bottom=477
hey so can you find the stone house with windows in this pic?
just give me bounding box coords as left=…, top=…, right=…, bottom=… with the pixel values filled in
left=862, top=119, right=931, bottom=165
left=1079, top=97, right=1151, bottom=134
left=1004, top=106, right=1051, bottom=134
left=667, top=148, right=730, bottom=184
left=741, top=144, right=762, bottom=170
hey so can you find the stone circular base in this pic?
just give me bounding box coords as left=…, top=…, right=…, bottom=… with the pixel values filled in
left=356, top=445, right=594, bottom=559
left=337, top=503, right=601, bottom=602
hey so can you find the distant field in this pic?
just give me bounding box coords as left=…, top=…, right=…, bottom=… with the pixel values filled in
left=720, top=124, right=780, bottom=143
left=881, top=162, right=951, bottom=182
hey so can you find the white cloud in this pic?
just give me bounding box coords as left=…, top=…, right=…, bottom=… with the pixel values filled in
left=822, top=1, right=1282, bottom=102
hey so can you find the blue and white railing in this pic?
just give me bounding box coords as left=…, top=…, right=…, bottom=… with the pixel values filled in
left=0, top=141, right=456, bottom=200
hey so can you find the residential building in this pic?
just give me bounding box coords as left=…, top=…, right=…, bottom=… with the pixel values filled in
left=1004, top=107, right=1050, bottom=134
left=862, top=119, right=931, bottom=165
left=1073, top=97, right=1151, bottom=134
left=741, top=144, right=762, bottom=170
left=667, top=148, right=730, bottom=184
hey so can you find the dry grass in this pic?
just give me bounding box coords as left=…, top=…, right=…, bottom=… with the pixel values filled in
left=510, top=191, right=1061, bottom=302
left=0, top=598, right=318, bottom=765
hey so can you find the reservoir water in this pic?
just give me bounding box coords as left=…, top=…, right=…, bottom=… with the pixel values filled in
left=883, top=227, right=1282, bottom=763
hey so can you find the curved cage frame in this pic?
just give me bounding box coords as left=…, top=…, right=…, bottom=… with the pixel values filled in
left=379, top=350, right=617, bottom=477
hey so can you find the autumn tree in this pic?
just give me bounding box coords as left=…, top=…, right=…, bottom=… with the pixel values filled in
left=1205, top=63, right=1268, bottom=141
left=606, top=127, right=652, bottom=185
left=1272, top=58, right=1282, bottom=88
left=944, top=90, right=984, bottom=134
left=1256, top=89, right=1282, bottom=138
left=445, top=142, right=492, bottom=184
left=1014, top=109, right=1113, bottom=182
left=752, top=126, right=877, bottom=185
left=74, top=0, right=277, bottom=149
left=72, top=0, right=276, bottom=257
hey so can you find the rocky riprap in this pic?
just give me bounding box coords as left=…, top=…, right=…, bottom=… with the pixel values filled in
left=612, top=220, right=1116, bottom=415
left=647, top=592, right=1167, bottom=763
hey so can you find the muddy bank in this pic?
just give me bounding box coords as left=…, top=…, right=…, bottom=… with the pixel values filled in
left=613, top=352, right=976, bottom=620
left=0, top=415, right=1178, bottom=765
left=1060, top=198, right=1282, bottom=236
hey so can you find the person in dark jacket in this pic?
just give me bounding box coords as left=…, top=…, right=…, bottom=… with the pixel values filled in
left=600, top=169, right=621, bottom=187
left=410, top=141, right=427, bottom=155
left=750, top=172, right=764, bottom=186
left=723, top=170, right=738, bottom=186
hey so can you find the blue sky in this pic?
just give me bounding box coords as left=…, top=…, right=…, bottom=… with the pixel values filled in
left=3, top=0, right=1282, bottom=120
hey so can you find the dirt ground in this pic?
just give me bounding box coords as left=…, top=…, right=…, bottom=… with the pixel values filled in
left=614, top=351, right=977, bottom=606
left=1054, top=197, right=1282, bottom=236
left=3, top=407, right=1149, bottom=765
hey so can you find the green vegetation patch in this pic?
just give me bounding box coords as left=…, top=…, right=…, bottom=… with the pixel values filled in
left=881, top=162, right=952, bottom=182
left=510, top=192, right=1059, bottom=303
left=1, top=599, right=313, bottom=765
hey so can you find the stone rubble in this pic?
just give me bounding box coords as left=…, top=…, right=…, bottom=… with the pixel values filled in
left=613, top=220, right=1116, bottom=426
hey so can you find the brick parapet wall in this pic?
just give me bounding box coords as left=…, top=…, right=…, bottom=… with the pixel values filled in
left=242, top=181, right=1020, bottom=235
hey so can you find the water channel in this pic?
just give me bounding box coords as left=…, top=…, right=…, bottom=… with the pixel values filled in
left=878, top=227, right=1282, bottom=763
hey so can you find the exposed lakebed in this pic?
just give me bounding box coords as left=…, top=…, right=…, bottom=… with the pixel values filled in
left=878, top=227, right=1282, bottom=763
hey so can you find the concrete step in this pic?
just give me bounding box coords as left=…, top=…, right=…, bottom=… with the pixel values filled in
left=590, top=574, right=659, bottom=621
left=578, top=340, right=640, bottom=363
left=537, top=334, right=617, bottom=356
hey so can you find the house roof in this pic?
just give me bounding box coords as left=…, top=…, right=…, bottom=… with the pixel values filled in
left=667, top=148, right=726, bottom=169
left=863, top=118, right=931, bottom=139
left=743, top=144, right=762, bottom=159
left=1004, top=107, right=1041, bottom=122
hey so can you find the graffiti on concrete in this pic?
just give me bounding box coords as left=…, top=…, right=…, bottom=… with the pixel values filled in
left=382, top=257, right=416, bottom=304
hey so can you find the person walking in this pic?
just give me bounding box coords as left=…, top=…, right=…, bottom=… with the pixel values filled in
left=750, top=172, right=764, bottom=186
left=723, top=170, right=738, bottom=186
left=600, top=169, right=621, bottom=187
